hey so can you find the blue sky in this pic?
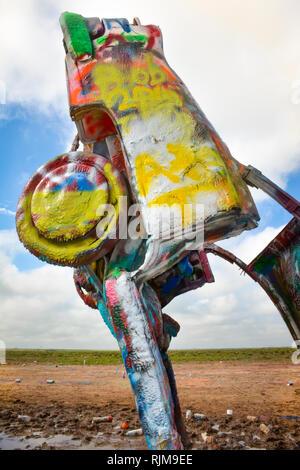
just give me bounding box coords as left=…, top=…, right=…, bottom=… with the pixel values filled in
left=0, top=106, right=71, bottom=270
left=0, top=0, right=299, bottom=349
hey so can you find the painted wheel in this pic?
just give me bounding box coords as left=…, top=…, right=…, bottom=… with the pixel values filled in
left=292, top=349, right=300, bottom=365
left=16, top=151, right=127, bottom=267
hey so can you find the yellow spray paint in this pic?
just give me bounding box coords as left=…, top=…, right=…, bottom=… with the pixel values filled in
left=91, top=51, right=248, bottom=235
left=135, top=144, right=239, bottom=225
left=16, top=162, right=126, bottom=265
left=92, top=52, right=240, bottom=226
left=31, top=189, right=108, bottom=241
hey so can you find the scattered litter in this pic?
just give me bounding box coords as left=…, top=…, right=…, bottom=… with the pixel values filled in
left=217, top=431, right=232, bottom=436
left=122, top=372, right=126, bottom=379
left=83, top=360, right=86, bottom=366
left=194, top=413, right=207, bottom=421
left=185, top=409, right=192, bottom=421
left=292, top=350, right=300, bottom=365
left=92, top=416, right=113, bottom=423
left=211, top=424, right=220, bottom=431
left=15, top=379, right=22, bottom=383
left=226, top=409, right=233, bottom=416
left=238, top=441, right=245, bottom=447
left=247, top=415, right=257, bottom=422
left=113, top=425, right=121, bottom=430
left=287, top=381, right=294, bottom=386
left=259, top=423, right=270, bottom=435
left=125, top=428, right=143, bottom=437
left=17, top=415, right=31, bottom=423
left=121, top=422, right=129, bottom=429
left=287, top=433, right=295, bottom=442
left=201, top=432, right=208, bottom=442
left=252, top=435, right=261, bottom=441
left=46, top=379, right=55, bottom=384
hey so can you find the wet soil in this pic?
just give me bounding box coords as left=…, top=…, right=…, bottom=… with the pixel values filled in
left=0, top=361, right=299, bottom=450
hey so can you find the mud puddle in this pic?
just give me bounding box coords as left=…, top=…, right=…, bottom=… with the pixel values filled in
left=0, top=431, right=144, bottom=450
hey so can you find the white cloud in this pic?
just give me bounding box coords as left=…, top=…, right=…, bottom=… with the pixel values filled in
left=219, top=224, right=285, bottom=264
left=0, top=207, right=15, bottom=216
left=0, top=229, right=24, bottom=256
left=0, top=230, right=117, bottom=349
left=0, top=0, right=67, bottom=114
left=0, top=0, right=300, bottom=188
left=0, top=226, right=293, bottom=349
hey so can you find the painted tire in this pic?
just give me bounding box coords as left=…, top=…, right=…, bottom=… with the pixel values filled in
left=16, top=151, right=127, bottom=267
left=292, top=349, right=300, bottom=365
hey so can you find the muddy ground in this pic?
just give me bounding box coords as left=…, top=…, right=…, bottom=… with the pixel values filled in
left=0, top=361, right=299, bottom=450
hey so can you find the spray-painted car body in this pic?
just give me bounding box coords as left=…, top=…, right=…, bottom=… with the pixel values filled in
left=62, top=14, right=259, bottom=243
left=16, top=13, right=300, bottom=450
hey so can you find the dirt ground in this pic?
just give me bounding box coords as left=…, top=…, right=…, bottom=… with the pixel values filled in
left=0, top=360, right=300, bottom=450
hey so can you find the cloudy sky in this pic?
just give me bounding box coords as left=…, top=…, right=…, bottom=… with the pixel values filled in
left=0, top=0, right=300, bottom=350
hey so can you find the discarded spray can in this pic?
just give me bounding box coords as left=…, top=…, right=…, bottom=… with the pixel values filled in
left=18, top=415, right=31, bottom=423
left=259, top=423, right=270, bottom=434
left=46, top=379, right=55, bottom=384
left=126, top=428, right=143, bottom=437
left=186, top=409, right=192, bottom=420
left=194, top=413, right=207, bottom=421
left=92, top=416, right=113, bottom=423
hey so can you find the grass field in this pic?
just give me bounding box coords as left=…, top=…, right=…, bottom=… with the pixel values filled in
left=4, top=347, right=295, bottom=365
